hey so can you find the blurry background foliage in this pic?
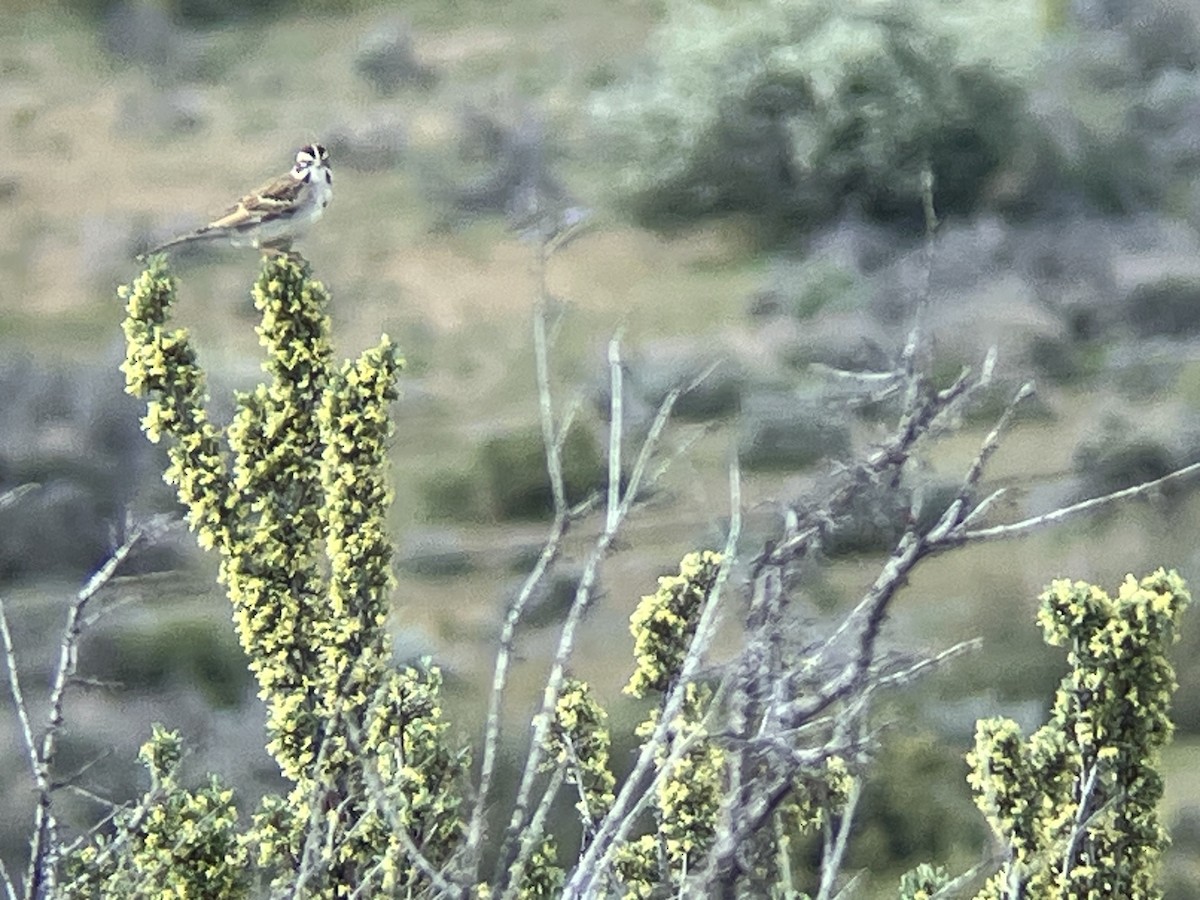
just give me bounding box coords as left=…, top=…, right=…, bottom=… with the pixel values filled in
left=3, top=0, right=1200, bottom=896
left=591, top=0, right=1040, bottom=233
left=48, top=0, right=378, bottom=26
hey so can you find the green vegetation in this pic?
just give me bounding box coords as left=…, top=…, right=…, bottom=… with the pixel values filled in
left=969, top=570, right=1189, bottom=896
left=40, top=256, right=1189, bottom=897
left=3, top=1, right=1200, bottom=896
left=481, top=423, right=604, bottom=520
left=94, top=255, right=466, bottom=897
left=591, top=0, right=1038, bottom=233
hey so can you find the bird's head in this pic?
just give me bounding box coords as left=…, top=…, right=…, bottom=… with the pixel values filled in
left=293, top=144, right=330, bottom=181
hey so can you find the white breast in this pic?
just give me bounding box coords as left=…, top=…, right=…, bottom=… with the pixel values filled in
left=293, top=167, right=332, bottom=230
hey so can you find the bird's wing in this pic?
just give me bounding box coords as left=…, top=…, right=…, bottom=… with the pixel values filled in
left=206, top=172, right=304, bottom=230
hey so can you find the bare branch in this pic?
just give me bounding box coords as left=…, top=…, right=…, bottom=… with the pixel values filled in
left=831, top=870, right=865, bottom=899
left=0, top=483, right=38, bottom=512
left=65, top=675, right=125, bottom=691
left=561, top=734, right=596, bottom=833
left=929, top=855, right=1002, bottom=899
left=899, top=162, right=940, bottom=401
left=552, top=392, right=584, bottom=458
left=957, top=458, right=1200, bottom=545
left=24, top=514, right=172, bottom=899
left=961, top=487, right=1008, bottom=530
left=809, top=363, right=899, bottom=385
left=467, top=505, right=571, bottom=875
left=50, top=749, right=116, bottom=793
left=0, top=597, right=45, bottom=806
left=773, top=812, right=796, bottom=898
left=0, top=858, right=17, bottom=900
left=60, top=782, right=118, bottom=812
left=684, top=359, right=724, bottom=396
left=757, top=366, right=976, bottom=573
left=534, top=300, right=568, bottom=519
left=79, top=590, right=147, bottom=631
left=607, top=333, right=624, bottom=533
left=870, top=639, right=983, bottom=694
left=467, top=294, right=592, bottom=876
left=1060, top=761, right=1120, bottom=883
left=55, top=786, right=165, bottom=896
left=566, top=457, right=742, bottom=898
left=616, top=384, right=682, bottom=522
left=498, top=768, right=565, bottom=900
left=694, top=308, right=1200, bottom=892
left=815, top=778, right=861, bottom=900
left=587, top=698, right=724, bottom=899
left=495, top=357, right=695, bottom=888
left=955, top=383, right=1035, bottom=500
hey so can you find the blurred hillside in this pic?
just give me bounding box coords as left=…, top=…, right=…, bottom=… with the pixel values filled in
left=2, top=0, right=1200, bottom=894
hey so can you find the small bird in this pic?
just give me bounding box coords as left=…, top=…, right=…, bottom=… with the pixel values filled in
left=143, top=143, right=332, bottom=257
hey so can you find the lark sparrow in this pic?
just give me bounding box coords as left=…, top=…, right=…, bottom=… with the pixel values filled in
left=144, top=144, right=332, bottom=256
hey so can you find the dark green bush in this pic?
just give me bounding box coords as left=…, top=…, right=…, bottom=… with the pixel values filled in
left=1073, top=427, right=1179, bottom=497
left=423, top=422, right=609, bottom=523
left=480, top=422, right=604, bottom=520
left=70, top=0, right=371, bottom=27
left=851, top=732, right=984, bottom=870
left=1126, top=276, right=1200, bottom=338
left=737, top=391, right=852, bottom=471
left=419, top=468, right=487, bottom=523
left=86, top=617, right=250, bottom=709
left=591, top=0, right=1038, bottom=235
left=1028, top=334, right=1105, bottom=385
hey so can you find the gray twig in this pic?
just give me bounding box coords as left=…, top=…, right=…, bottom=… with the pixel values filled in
left=23, top=515, right=172, bottom=899
left=0, top=597, right=45, bottom=819
left=958, top=458, right=1200, bottom=545
left=0, top=483, right=38, bottom=512
left=815, top=778, right=861, bottom=900
left=495, top=342, right=691, bottom=891
left=565, top=457, right=741, bottom=898
left=466, top=297, right=602, bottom=879
left=0, top=858, right=16, bottom=900
left=607, top=333, right=624, bottom=533
left=499, top=768, right=565, bottom=900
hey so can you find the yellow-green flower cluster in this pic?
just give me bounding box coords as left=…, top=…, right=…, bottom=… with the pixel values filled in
left=626, top=550, right=723, bottom=697
left=778, top=755, right=853, bottom=838
left=120, top=261, right=232, bottom=548
left=512, top=837, right=565, bottom=900
left=250, top=664, right=468, bottom=897
left=62, top=727, right=248, bottom=899
left=611, top=834, right=660, bottom=900
left=898, top=862, right=950, bottom=900
left=244, top=793, right=298, bottom=878
left=967, top=569, right=1189, bottom=898
left=611, top=552, right=728, bottom=897
left=545, top=677, right=617, bottom=827
left=123, top=256, right=343, bottom=776
left=359, top=664, right=469, bottom=893
left=115, top=255, right=467, bottom=896
left=615, top=682, right=723, bottom=896
left=654, top=689, right=724, bottom=868
left=315, top=341, right=402, bottom=697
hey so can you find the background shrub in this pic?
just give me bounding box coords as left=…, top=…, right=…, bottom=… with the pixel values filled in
left=481, top=422, right=605, bottom=520
left=591, top=0, right=1040, bottom=235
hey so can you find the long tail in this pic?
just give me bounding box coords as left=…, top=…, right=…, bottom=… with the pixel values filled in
left=137, top=227, right=221, bottom=261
